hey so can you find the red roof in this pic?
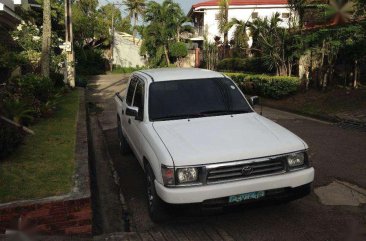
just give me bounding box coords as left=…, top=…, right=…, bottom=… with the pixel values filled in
left=192, top=0, right=289, bottom=9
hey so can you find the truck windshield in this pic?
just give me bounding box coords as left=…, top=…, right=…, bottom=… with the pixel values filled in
left=149, top=78, right=253, bottom=121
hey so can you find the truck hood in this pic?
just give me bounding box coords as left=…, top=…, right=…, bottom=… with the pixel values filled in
left=152, top=113, right=307, bottom=166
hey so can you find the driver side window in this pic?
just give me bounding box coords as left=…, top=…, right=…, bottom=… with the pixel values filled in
left=133, top=79, right=145, bottom=120
left=126, top=77, right=138, bottom=106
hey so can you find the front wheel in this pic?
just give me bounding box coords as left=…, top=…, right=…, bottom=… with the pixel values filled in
left=145, top=164, right=169, bottom=222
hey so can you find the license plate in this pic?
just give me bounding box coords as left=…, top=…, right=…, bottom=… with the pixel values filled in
left=228, top=191, right=265, bottom=203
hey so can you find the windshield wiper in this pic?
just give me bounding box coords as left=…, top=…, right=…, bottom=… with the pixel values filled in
left=153, top=110, right=252, bottom=121
left=153, top=113, right=204, bottom=121
left=199, top=109, right=252, bottom=116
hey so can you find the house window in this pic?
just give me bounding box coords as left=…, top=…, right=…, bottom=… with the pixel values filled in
left=282, top=12, right=290, bottom=18
left=251, top=12, right=258, bottom=19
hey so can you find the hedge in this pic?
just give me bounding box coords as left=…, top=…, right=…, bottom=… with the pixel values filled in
left=225, top=73, right=301, bottom=99
left=217, top=57, right=274, bottom=74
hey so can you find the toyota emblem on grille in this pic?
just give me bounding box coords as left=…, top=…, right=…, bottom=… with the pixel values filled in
left=241, top=166, right=253, bottom=176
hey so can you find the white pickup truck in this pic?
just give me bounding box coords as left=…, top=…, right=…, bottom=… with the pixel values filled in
left=115, top=68, right=314, bottom=221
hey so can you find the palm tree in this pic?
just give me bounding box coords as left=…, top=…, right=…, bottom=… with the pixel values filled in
left=143, top=0, right=187, bottom=66
left=41, top=0, right=51, bottom=78
left=123, top=0, right=145, bottom=44
left=218, top=0, right=230, bottom=57
left=249, top=13, right=290, bottom=76
left=226, top=18, right=249, bottom=57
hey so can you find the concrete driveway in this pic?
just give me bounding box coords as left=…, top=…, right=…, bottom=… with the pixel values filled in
left=89, top=74, right=366, bottom=241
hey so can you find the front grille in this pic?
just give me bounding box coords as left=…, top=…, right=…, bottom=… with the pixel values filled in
left=206, top=158, right=286, bottom=184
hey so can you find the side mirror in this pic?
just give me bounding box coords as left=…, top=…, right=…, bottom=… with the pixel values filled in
left=115, top=92, right=124, bottom=102
left=249, top=96, right=260, bottom=106
left=126, top=106, right=139, bottom=118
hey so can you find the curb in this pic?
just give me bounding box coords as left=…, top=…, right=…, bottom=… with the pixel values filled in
left=96, top=118, right=131, bottom=232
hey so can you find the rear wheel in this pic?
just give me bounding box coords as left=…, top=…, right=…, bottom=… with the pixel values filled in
left=117, top=117, right=131, bottom=154
left=145, top=164, right=169, bottom=222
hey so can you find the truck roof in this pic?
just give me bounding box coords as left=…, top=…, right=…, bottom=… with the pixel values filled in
left=137, top=68, right=224, bottom=82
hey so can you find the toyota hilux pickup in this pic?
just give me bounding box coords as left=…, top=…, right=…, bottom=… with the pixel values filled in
left=115, top=68, right=314, bottom=221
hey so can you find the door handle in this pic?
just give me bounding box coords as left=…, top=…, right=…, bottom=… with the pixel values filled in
left=128, top=118, right=131, bottom=124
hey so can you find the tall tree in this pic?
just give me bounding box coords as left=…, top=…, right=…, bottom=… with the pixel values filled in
left=227, top=18, right=249, bottom=57
left=249, top=13, right=297, bottom=76
left=41, top=0, right=51, bottom=77
left=218, top=0, right=230, bottom=57
left=123, top=0, right=145, bottom=44
left=141, top=0, right=187, bottom=66
left=288, top=0, right=306, bottom=27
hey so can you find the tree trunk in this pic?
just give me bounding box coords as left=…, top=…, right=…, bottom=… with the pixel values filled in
left=133, top=12, right=137, bottom=44
left=41, top=0, right=51, bottom=78
left=223, top=2, right=229, bottom=58
left=353, top=59, right=359, bottom=89
left=322, top=69, right=328, bottom=91
left=164, top=45, right=170, bottom=66
left=177, top=26, right=180, bottom=42
left=305, top=71, right=310, bottom=91
left=288, top=62, right=292, bottom=77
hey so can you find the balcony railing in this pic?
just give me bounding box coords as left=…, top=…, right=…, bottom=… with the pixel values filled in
left=193, top=26, right=204, bottom=37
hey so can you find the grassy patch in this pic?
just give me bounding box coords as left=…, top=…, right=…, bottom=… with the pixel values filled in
left=0, top=90, right=79, bottom=203
left=261, top=87, right=366, bottom=121
left=109, top=66, right=144, bottom=74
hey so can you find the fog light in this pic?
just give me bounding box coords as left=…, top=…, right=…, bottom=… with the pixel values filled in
left=176, top=167, right=198, bottom=183
left=287, top=153, right=305, bottom=167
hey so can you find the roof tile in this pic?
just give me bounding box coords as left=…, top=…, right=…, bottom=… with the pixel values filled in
left=192, top=0, right=289, bottom=9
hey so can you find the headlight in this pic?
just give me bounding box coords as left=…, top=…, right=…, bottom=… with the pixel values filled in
left=287, top=152, right=305, bottom=168
left=176, top=167, right=198, bottom=183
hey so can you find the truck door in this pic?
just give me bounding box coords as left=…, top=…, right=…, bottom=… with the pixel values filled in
left=128, top=77, right=146, bottom=163
left=122, top=76, right=138, bottom=146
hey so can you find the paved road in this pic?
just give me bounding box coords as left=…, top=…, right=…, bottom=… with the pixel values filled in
left=90, top=74, right=366, bottom=241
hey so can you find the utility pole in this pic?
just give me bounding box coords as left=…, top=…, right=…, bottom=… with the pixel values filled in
left=110, top=10, right=114, bottom=71
left=65, top=0, right=75, bottom=87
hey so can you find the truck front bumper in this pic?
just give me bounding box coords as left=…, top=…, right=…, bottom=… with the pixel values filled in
left=155, top=167, right=314, bottom=204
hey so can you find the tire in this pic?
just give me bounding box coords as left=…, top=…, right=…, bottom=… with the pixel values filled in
left=145, top=163, right=169, bottom=222
left=117, top=117, right=131, bottom=155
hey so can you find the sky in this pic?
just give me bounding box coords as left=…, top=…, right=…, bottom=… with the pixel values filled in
left=99, top=0, right=207, bottom=15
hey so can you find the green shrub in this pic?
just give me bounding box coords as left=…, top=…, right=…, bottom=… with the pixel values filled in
left=75, top=48, right=107, bottom=76
left=3, top=74, right=58, bottom=120
left=226, top=73, right=301, bottom=99
left=50, top=72, right=65, bottom=88
left=2, top=98, right=34, bottom=124
left=169, top=42, right=188, bottom=59
left=0, top=120, right=24, bottom=160
left=111, top=66, right=145, bottom=74
left=12, top=74, right=55, bottom=103
left=217, top=57, right=274, bottom=74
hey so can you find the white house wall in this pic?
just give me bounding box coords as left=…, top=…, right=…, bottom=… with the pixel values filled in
left=113, top=32, right=146, bottom=67
left=0, top=0, right=15, bottom=10
left=200, top=5, right=292, bottom=43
